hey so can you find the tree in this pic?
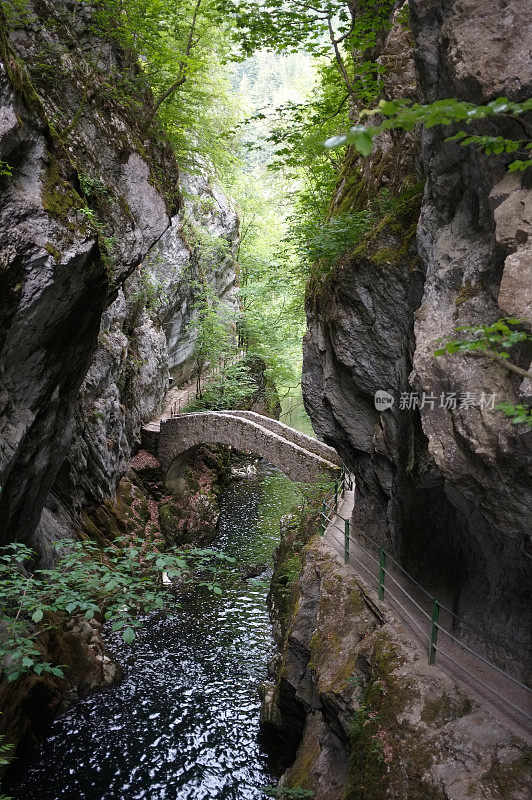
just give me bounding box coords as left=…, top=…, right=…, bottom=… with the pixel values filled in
left=191, top=283, right=236, bottom=397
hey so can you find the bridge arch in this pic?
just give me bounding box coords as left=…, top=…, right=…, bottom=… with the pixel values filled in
left=141, top=411, right=341, bottom=486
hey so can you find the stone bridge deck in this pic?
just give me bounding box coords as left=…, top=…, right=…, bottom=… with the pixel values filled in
left=141, top=410, right=341, bottom=483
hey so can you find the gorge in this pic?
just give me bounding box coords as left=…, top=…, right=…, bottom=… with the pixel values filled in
left=0, top=1, right=531, bottom=799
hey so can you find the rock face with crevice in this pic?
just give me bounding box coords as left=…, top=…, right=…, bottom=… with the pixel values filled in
left=0, top=1, right=239, bottom=555
left=0, top=0, right=239, bottom=758
left=263, top=527, right=532, bottom=800
left=0, top=615, right=121, bottom=764
left=302, top=0, right=531, bottom=674
left=44, top=171, right=238, bottom=545
left=0, top=0, right=175, bottom=549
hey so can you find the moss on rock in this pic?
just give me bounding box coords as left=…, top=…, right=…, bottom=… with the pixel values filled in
left=483, top=752, right=532, bottom=800
left=41, top=154, right=84, bottom=222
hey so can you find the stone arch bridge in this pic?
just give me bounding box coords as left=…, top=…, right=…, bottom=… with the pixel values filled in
left=141, top=410, right=341, bottom=485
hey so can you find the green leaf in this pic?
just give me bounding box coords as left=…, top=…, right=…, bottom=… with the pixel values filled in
left=446, top=131, right=468, bottom=142
left=348, top=126, right=374, bottom=156
left=378, top=100, right=401, bottom=116
left=31, top=609, right=43, bottom=623
left=122, top=627, right=136, bottom=644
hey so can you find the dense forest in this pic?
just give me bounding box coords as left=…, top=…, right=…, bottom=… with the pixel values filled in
left=0, top=1, right=531, bottom=799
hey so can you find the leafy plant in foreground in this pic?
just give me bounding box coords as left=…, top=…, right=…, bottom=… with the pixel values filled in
left=326, top=96, right=532, bottom=171
left=0, top=539, right=234, bottom=683
left=434, top=319, right=532, bottom=377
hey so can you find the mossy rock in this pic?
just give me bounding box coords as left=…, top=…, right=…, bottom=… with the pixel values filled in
left=344, top=631, right=443, bottom=800
left=1, top=35, right=43, bottom=115
left=42, top=154, right=84, bottom=221
left=78, top=475, right=150, bottom=545
left=483, top=752, right=532, bottom=800
left=455, top=279, right=483, bottom=306
left=420, top=691, right=472, bottom=726
left=159, top=501, right=187, bottom=546
left=44, top=242, right=61, bottom=262
left=282, top=727, right=321, bottom=792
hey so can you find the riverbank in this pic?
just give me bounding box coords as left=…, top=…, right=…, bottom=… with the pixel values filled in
left=4, top=461, right=303, bottom=799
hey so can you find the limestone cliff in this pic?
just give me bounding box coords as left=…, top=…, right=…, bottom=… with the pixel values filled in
left=0, top=0, right=175, bottom=550
left=302, top=0, right=531, bottom=673
left=0, top=0, right=239, bottom=556
left=42, top=170, right=238, bottom=550
left=0, top=0, right=239, bottom=758
left=263, top=522, right=531, bottom=800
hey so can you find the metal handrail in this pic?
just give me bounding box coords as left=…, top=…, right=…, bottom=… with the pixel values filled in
left=433, top=646, right=532, bottom=720
left=435, top=623, right=531, bottom=692
left=382, top=567, right=432, bottom=621
left=170, top=350, right=246, bottom=416
left=323, top=471, right=530, bottom=665
left=319, top=467, right=532, bottom=718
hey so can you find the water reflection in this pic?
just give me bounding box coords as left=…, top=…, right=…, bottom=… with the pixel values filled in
left=7, top=462, right=301, bottom=800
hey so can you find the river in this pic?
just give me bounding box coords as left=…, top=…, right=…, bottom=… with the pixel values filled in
left=7, top=462, right=302, bottom=800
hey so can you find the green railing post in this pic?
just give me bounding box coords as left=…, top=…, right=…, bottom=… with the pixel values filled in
left=321, top=502, right=326, bottom=536
left=378, top=549, right=386, bottom=600
left=344, top=518, right=350, bottom=563
left=428, top=599, right=440, bottom=665
left=334, top=481, right=338, bottom=512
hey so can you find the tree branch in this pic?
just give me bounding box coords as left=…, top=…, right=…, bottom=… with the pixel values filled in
left=321, top=93, right=350, bottom=122
left=327, top=15, right=354, bottom=95
left=333, top=18, right=357, bottom=46
left=468, top=349, right=532, bottom=380
left=145, top=0, right=202, bottom=128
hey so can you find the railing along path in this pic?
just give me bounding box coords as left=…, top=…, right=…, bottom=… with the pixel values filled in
left=321, top=467, right=532, bottom=736
left=169, top=351, right=245, bottom=417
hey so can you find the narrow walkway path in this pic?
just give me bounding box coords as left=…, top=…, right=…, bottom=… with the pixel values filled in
left=159, top=352, right=246, bottom=421
left=322, top=478, right=532, bottom=743
left=159, top=380, right=196, bottom=422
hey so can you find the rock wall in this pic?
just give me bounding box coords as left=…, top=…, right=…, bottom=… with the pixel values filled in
left=302, top=0, right=531, bottom=672
left=45, top=172, right=238, bottom=546
left=263, top=524, right=532, bottom=800
left=0, top=0, right=239, bottom=760
left=0, top=0, right=176, bottom=549
left=0, top=615, right=121, bottom=770
left=0, top=1, right=239, bottom=556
